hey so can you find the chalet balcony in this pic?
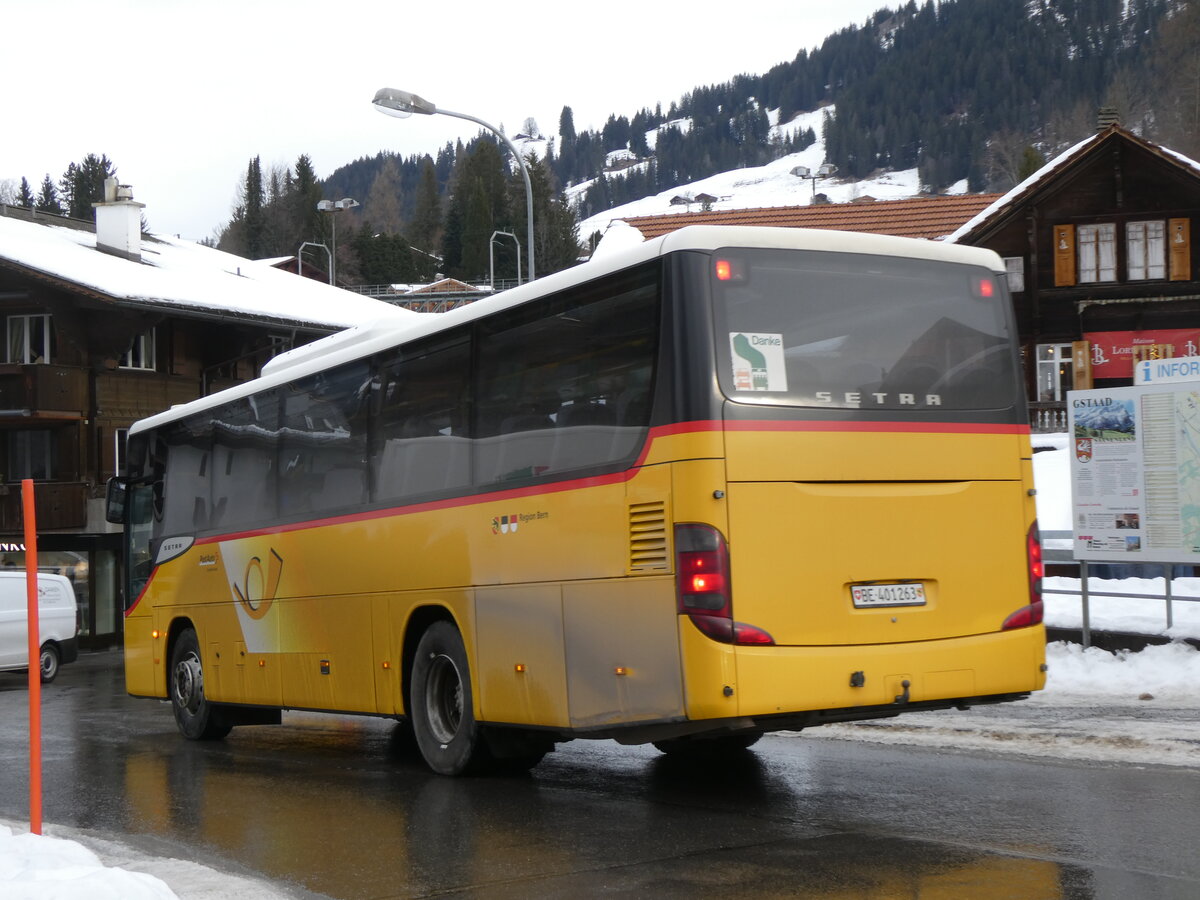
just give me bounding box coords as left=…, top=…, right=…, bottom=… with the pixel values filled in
left=0, top=365, right=88, bottom=417
left=0, top=481, right=89, bottom=531
left=1030, top=401, right=1068, bottom=434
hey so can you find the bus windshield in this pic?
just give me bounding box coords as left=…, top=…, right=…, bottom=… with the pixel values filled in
left=712, top=248, right=1019, bottom=411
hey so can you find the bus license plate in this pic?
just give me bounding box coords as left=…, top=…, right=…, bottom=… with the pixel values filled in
left=851, top=582, right=926, bottom=608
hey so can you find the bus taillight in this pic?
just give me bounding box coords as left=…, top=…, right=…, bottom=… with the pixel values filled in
left=675, top=524, right=774, bottom=645
left=1002, top=522, right=1044, bottom=630
left=676, top=524, right=730, bottom=615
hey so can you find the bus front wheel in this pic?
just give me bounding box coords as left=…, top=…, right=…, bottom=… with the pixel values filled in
left=169, top=628, right=232, bottom=741
left=410, top=621, right=490, bottom=776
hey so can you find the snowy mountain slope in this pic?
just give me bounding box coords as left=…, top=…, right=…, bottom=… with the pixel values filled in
left=564, top=105, right=968, bottom=241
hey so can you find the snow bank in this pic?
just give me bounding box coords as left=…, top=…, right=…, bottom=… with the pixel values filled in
left=0, top=825, right=176, bottom=900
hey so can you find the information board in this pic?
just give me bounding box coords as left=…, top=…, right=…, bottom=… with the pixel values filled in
left=1068, top=382, right=1200, bottom=563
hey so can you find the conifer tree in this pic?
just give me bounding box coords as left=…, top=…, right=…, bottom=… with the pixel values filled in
left=409, top=158, right=442, bottom=254
left=242, top=156, right=267, bottom=259
left=60, top=153, right=117, bottom=219
left=16, top=177, right=35, bottom=208
left=35, top=175, right=63, bottom=214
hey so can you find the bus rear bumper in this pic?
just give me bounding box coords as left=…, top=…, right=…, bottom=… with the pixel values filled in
left=731, top=625, right=1047, bottom=719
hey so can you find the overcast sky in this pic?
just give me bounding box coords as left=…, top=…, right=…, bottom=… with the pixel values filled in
left=3, top=0, right=892, bottom=243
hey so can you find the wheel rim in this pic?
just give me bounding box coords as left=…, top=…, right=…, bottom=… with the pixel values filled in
left=424, top=652, right=463, bottom=744
left=173, top=651, right=205, bottom=716
left=40, top=650, right=56, bottom=679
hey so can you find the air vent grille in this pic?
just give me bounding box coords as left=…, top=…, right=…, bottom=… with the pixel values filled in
left=629, top=501, right=669, bottom=572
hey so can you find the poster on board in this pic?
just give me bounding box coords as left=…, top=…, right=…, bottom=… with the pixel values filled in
left=1069, top=381, right=1200, bottom=563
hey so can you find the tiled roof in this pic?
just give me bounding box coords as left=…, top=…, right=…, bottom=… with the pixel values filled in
left=621, top=194, right=1003, bottom=242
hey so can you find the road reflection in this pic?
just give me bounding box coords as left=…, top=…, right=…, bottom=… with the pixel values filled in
left=106, top=717, right=1094, bottom=899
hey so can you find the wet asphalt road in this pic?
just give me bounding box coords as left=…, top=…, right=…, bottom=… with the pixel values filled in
left=2, top=650, right=1198, bottom=899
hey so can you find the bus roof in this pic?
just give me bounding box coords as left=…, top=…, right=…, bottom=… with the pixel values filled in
left=129, top=226, right=1005, bottom=437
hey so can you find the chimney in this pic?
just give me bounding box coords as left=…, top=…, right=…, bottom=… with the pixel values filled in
left=94, top=176, right=145, bottom=262
left=1097, top=107, right=1121, bottom=131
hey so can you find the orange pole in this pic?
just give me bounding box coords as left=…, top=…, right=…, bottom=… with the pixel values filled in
left=23, top=479, right=42, bottom=835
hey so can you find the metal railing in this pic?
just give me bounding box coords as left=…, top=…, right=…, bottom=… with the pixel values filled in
left=1041, top=530, right=1197, bottom=647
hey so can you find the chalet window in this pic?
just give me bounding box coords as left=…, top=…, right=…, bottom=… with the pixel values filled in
left=1127, top=220, right=1166, bottom=281
left=1077, top=223, right=1116, bottom=283
left=6, top=314, right=52, bottom=364
left=1035, top=343, right=1073, bottom=402
left=121, top=329, right=156, bottom=370
left=8, top=430, right=54, bottom=480
left=1003, top=257, right=1025, bottom=293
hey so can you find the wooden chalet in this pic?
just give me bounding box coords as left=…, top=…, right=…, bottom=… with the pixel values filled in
left=0, top=184, right=404, bottom=645
left=949, top=124, right=1200, bottom=431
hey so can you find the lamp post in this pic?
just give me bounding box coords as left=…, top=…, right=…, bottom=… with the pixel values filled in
left=298, top=241, right=332, bottom=284
left=489, top=230, right=521, bottom=290
left=317, top=197, right=359, bottom=285
left=373, top=87, right=535, bottom=283
left=791, top=163, right=838, bottom=199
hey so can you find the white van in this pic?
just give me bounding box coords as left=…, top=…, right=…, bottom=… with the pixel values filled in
left=0, top=571, right=79, bottom=683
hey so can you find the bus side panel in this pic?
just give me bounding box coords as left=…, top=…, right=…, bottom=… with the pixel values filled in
left=733, top=626, right=1046, bottom=717
left=124, top=611, right=157, bottom=697
left=562, top=579, right=683, bottom=728
left=475, top=585, right=570, bottom=728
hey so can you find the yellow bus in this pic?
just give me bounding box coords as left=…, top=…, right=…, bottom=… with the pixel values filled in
left=107, top=225, right=1046, bottom=775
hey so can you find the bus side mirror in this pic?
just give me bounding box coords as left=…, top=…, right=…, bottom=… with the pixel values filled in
left=105, top=477, right=128, bottom=525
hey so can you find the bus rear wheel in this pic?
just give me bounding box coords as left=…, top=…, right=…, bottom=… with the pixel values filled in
left=169, top=628, right=232, bottom=741
left=410, top=621, right=491, bottom=776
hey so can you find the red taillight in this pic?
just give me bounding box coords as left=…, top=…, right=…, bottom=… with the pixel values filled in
left=1028, top=521, right=1043, bottom=604
left=675, top=524, right=774, bottom=646
left=676, top=525, right=731, bottom=616
left=715, top=259, right=733, bottom=281
left=1003, top=522, right=1044, bottom=631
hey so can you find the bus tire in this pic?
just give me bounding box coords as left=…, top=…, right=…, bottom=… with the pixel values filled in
left=653, top=732, right=763, bottom=756
left=410, top=621, right=490, bottom=776
left=38, top=643, right=60, bottom=684
left=169, top=628, right=232, bottom=741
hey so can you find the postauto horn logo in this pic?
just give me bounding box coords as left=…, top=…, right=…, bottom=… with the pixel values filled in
left=232, top=549, right=284, bottom=619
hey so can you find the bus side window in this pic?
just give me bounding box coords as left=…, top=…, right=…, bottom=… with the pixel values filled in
left=372, top=336, right=472, bottom=504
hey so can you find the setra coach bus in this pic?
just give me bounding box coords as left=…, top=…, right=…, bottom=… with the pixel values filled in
left=107, top=225, right=1046, bottom=775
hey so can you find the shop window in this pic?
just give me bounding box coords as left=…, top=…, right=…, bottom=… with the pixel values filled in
left=1003, top=257, right=1025, bottom=293
left=1078, top=223, right=1116, bottom=283
left=1127, top=221, right=1166, bottom=281
left=1036, top=343, right=1073, bottom=402
left=120, top=329, right=156, bottom=370
left=7, top=314, right=53, bottom=364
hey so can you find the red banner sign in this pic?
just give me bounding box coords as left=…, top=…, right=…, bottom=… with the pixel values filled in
left=1084, top=329, right=1200, bottom=379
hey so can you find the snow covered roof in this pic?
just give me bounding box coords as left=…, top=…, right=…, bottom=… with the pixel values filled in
left=948, top=126, right=1200, bottom=244
left=0, top=208, right=412, bottom=331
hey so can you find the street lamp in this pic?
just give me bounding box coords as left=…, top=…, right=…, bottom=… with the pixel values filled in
left=791, top=163, right=838, bottom=199
left=372, top=87, right=535, bottom=283
left=298, top=241, right=331, bottom=284
left=317, top=197, right=359, bottom=285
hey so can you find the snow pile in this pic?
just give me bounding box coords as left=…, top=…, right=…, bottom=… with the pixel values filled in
left=0, top=825, right=175, bottom=900
left=1040, top=640, right=1200, bottom=704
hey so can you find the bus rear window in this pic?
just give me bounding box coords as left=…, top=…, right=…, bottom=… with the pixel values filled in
left=711, top=248, right=1019, bottom=411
